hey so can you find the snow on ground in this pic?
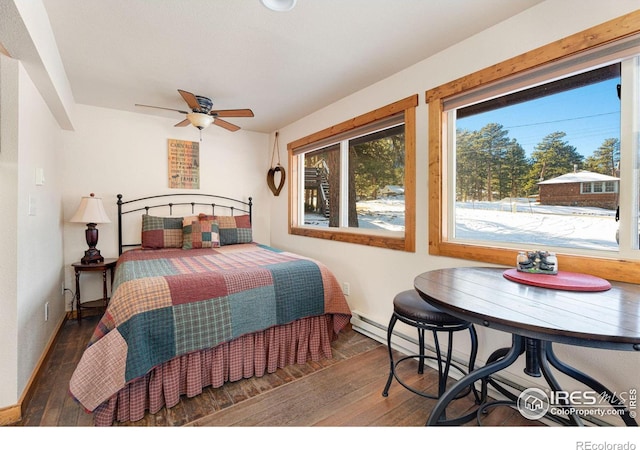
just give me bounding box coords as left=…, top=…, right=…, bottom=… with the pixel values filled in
left=357, top=197, right=406, bottom=231
left=304, top=196, right=406, bottom=231
left=304, top=196, right=620, bottom=251
left=455, top=200, right=618, bottom=251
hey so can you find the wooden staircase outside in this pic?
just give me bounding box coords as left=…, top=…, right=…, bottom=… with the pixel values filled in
left=305, top=161, right=330, bottom=217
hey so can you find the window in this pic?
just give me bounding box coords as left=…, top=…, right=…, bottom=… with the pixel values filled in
left=581, top=182, right=619, bottom=194
left=426, top=11, right=640, bottom=282
left=288, top=95, right=417, bottom=251
left=452, top=63, right=622, bottom=252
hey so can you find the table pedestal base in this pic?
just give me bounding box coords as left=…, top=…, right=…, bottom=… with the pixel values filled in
left=426, top=335, right=637, bottom=427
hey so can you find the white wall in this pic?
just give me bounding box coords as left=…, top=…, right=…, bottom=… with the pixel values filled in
left=269, top=0, right=640, bottom=407
left=16, top=61, right=65, bottom=396
left=0, top=54, right=65, bottom=407
left=60, top=104, right=271, bottom=302
left=0, top=54, right=20, bottom=409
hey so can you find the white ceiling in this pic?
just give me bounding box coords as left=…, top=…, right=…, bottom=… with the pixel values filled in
left=28, top=0, right=543, bottom=133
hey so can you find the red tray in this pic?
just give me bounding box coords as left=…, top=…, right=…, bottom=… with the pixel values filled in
left=503, top=268, right=611, bottom=292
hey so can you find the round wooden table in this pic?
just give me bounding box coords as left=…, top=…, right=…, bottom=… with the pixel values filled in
left=414, top=267, right=640, bottom=426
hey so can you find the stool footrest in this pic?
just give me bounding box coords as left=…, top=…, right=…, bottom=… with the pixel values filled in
left=382, top=290, right=480, bottom=404
left=385, top=354, right=475, bottom=400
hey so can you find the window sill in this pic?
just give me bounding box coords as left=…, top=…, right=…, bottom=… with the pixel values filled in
left=290, top=226, right=413, bottom=252
left=430, top=240, right=640, bottom=283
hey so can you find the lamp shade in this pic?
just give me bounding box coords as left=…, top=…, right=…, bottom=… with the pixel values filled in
left=187, top=112, right=214, bottom=130
left=70, top=193, right=111, bottom=224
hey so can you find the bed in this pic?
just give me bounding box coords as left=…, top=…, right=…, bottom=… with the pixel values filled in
left=68, top=193, right=352, bottom=426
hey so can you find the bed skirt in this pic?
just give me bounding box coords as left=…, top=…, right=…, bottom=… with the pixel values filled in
left=92, top=313, right=350, bottom=426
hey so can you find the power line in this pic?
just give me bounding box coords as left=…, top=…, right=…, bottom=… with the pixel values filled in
left=503, top=111, right=619, bottom=130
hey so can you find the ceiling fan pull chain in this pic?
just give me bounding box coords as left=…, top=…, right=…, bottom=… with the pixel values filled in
left=267, top=132, right=286, bottom=196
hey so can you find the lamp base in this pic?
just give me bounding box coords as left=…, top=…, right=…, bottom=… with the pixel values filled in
left=81, top=248, right=104, bottom=265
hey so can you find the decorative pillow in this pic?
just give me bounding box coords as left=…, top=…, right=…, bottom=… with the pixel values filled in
left=141, top=215, right=184, bottom=249
left=182, top=215, right=220, bottom=249
left=214, top=214, right=252, bottom=245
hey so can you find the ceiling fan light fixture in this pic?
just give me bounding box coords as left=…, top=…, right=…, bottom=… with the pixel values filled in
left=187, top=112, right=214, bottom=130
left=261, top=0, right=297, bottom=12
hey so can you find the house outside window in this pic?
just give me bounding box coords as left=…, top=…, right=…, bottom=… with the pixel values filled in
left=288, top=96, right=417, bottom=252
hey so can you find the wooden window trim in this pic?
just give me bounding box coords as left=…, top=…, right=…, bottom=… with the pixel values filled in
left=426, top=11, right=640, bottom=283
left=288, top=95, right=417, bottom=252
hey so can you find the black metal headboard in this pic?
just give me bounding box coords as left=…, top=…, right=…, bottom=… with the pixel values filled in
left=117, top=193, right=253, bottom=255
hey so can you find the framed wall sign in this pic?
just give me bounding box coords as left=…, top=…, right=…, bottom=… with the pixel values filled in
left=168, top=139, right=200, bottom=189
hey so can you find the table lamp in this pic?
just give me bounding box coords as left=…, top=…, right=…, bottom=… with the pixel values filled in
left=70, top=193, right=111, bottom=264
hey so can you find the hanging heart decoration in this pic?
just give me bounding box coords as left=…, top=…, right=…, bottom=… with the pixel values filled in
left=267, top=131, right=286, bottom=196
left=267, top=164, right=286, bottom=196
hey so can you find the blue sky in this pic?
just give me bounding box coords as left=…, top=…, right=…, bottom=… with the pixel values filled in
left=456, top=78, right=621, bottom=158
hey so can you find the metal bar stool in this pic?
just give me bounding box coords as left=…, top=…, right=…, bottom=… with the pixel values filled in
left=382, top=289, right=480, bottom=401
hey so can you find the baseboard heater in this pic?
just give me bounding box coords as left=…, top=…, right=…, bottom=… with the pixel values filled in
left=350, top=310, right=610, bottom=427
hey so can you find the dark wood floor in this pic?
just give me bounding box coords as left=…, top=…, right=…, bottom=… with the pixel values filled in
left=14, top=314, right=541, bottom=427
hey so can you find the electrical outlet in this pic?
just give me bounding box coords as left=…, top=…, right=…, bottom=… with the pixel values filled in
left=342, top=282, right=350, bottom=296
left=44, top=302, right=49, bottom=321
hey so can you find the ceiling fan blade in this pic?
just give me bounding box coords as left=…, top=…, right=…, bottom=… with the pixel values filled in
left=210, top=109, right=254, bottom=118
left=178, top=89, right=200, bottom=111
left=174, top=119, right=190, bottom=127
left=135, top=103, right=189, bottom=114
left=214, top=118, right=240, bottom=132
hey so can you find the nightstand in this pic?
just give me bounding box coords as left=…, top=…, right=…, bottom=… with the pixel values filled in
left=72, top=258, right=117, bottom=323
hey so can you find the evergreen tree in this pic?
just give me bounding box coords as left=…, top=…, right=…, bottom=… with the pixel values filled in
left=583, top=138, right=620, bottom=176
left=476, top=123, right=511, bottom=201
left=524, top=131, right=584, bottom=194
left=501, top=139, right=529, bottom=198
left=351, top=133, right=404, bottom=201
left=456, top=129, right=485, bottom=201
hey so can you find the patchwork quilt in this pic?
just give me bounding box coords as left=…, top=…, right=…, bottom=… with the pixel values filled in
left=69, top=243, right=351, bottom=412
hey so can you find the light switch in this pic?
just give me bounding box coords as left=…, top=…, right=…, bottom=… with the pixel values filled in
left=35, top=168, right=45, bottom=185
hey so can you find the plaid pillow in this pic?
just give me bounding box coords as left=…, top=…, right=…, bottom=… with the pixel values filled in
left=141, top=215, right=184, bottom=249
left=214, top=214, right=252, bottom=245
left=183, top=216, right=220, bottom=249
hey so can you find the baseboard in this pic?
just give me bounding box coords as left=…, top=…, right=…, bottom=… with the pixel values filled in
left=0, top=314, right=68, bottom=425
left=0, top=404, right=21, bottom=426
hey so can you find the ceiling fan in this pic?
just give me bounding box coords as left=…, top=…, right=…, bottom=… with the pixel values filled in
left=135, top=89, right=254, bottom=132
